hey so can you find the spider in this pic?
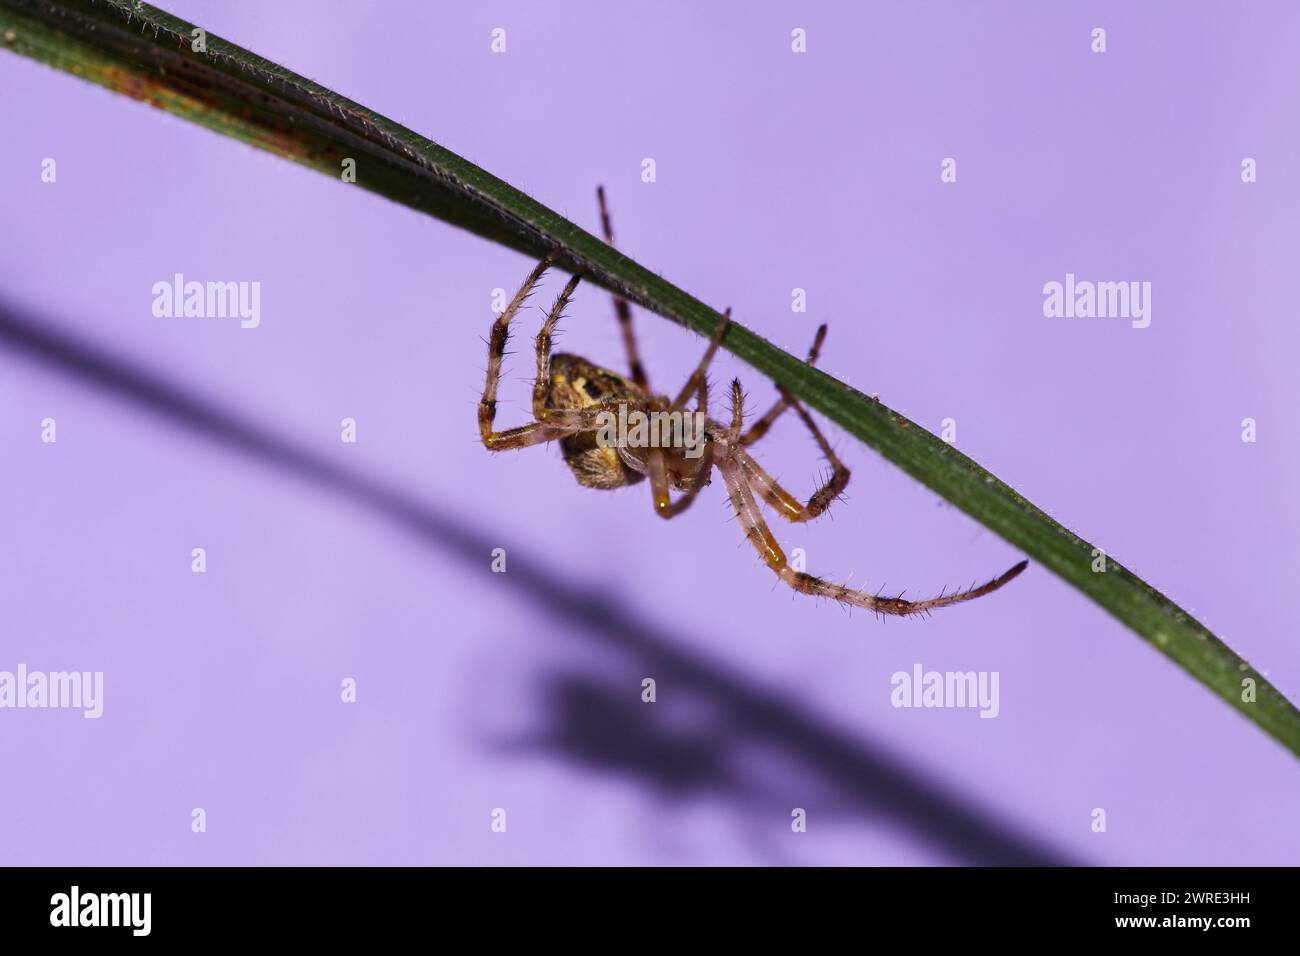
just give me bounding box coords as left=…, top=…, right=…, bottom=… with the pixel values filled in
left=476, top=189, right=1027, bottom=617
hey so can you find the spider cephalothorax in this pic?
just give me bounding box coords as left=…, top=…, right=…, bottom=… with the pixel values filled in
left=476, top=189, right=1026, bottom=617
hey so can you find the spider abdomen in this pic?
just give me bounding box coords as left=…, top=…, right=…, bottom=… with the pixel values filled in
left=547, top=353, right=646, bottom=489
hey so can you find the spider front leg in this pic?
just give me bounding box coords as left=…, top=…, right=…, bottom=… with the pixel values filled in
left=479, top=252, right=557, bottom=449
left=530, top=274, right=583, bottom=422
left=478, top=258, right=608, bottom=450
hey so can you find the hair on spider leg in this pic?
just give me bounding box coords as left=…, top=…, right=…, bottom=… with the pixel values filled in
left=541, top=302, right=574, bottom=330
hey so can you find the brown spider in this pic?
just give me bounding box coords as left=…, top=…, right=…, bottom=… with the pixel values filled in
left=476, top=190, right=1027, bottom=617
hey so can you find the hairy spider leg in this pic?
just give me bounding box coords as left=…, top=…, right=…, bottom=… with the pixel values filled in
left=718, top=385, right=1027, bottom=616
left=728, top=377, right=745, bottom=435
left=597, top=186, right=650, bottom=391
left=531, top=274, right=584, bottom=421
left=647, top=378, right=714, bottom=519
left=741, top=323, right=828, bottom=447
left=478, top=259, right=612, bottom=450
left=668, top=309, right=732, bottom=412
left=735, top=397, right=850, bottom=523
left=648, top=310, right=733, bottom=514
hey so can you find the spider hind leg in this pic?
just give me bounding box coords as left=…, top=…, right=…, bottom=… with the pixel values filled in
left=719, top=386, right=1025, bottom=617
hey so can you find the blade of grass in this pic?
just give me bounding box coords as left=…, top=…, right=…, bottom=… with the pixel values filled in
left=4, top=0, right=1297, bottom=757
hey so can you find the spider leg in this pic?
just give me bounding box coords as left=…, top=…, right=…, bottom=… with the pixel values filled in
left=728, top=376, right=850, bottom=522
left=481, top=420, right=588, bottom=452
left=662, top=443, right=715, bottom=518
left=650, top=376, right=739, bottom=517
left=734, top=402, right=850, bottom=523
left=727, top=378, right=745, bottom=437
left=646, top=449, right=673, bottom=514
left=647, top=378, right=714, bottom=519
left=670, top=309, right=732, bottom=412
left=479, top=258, right=613, bottom=449
left=531, top=274, right=582, bottom=419
left=741, top=323, right=827, bottom=447
left=526, top=274, right=639, bottom=433
left=718, top=454, right=1027, bottom=617
left=597, top=186, right=650, bottom=391
left=646, top=442, right=716, bottom=519
left=479, top=251, right=559, bottom=449
left=486, top=403, right=629, bottom=450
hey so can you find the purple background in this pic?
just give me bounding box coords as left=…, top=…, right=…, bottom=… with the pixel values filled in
left=2, top=0, right=1298, bottom=865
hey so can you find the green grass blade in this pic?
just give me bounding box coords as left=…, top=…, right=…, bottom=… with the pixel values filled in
left=4, top=0, right=1297, bottom=757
